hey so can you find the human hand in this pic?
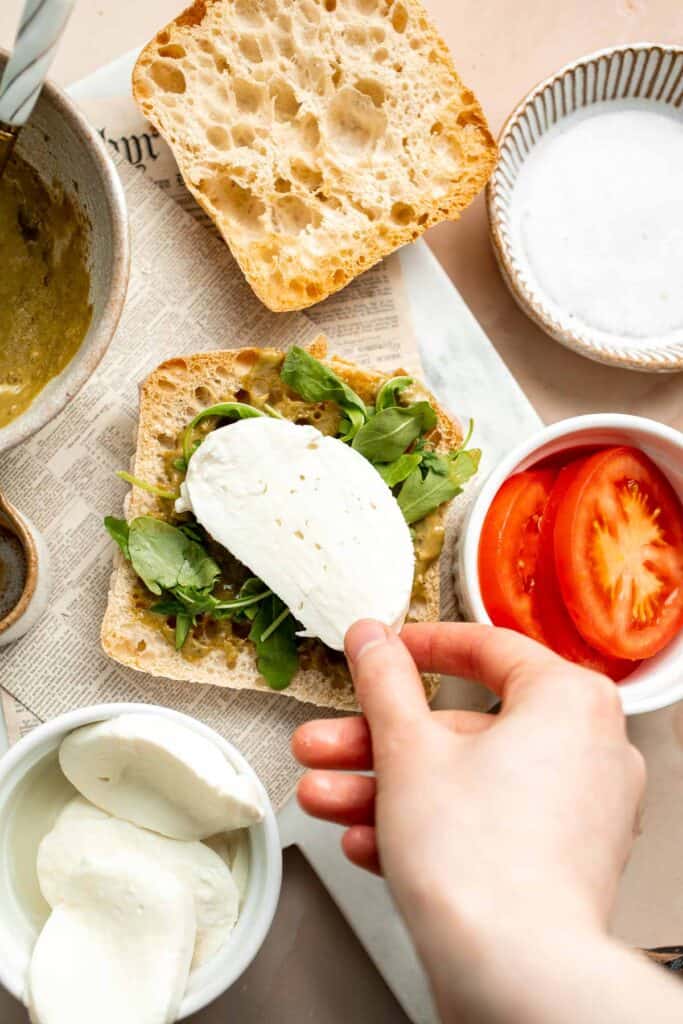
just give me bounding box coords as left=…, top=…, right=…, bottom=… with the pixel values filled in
left=292, top=622, right=646, bottom=1022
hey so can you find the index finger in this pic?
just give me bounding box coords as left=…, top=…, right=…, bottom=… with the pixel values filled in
left=400, top=622, right=603, bottom=706
left=344, top=620, right=429, bottom=744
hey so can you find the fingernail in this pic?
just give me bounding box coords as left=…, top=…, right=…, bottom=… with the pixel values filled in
left=345, top=620, right=389, bottom=664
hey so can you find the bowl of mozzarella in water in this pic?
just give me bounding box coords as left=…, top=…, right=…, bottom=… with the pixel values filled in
left=488, top=43, right=683, bottom=372
left=0, top=703, right=281, bottom=1022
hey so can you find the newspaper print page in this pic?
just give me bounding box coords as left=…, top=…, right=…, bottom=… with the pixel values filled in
left=0, top=123, right=421, bottom=793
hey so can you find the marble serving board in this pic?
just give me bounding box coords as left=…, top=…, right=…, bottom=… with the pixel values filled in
left=0, top=52, right=542, bottom=1024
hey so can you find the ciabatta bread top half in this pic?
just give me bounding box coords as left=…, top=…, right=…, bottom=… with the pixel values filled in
left=133, top=0, right=496, bottom=311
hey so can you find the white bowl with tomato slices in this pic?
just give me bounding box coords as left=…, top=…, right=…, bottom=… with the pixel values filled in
left=459, top=415, right=683, bottom=715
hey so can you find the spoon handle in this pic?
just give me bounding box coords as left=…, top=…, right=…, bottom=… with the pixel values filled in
left=0, top=0, right=76, bottom=128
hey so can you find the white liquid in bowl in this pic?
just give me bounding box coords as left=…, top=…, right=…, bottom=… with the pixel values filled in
left=511, top=100, right=683, bottom=345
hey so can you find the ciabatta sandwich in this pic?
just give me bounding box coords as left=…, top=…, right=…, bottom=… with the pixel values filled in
left=101, top=338, right=479, bottom=710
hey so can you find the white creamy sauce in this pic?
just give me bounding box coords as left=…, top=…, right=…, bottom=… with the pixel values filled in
left=511, top=100, right=683, bottom=343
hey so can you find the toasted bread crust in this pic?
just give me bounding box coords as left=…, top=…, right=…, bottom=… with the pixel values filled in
left=132, top=0, right=496, bottom=312
left=101, top=339, right=462, bottom=710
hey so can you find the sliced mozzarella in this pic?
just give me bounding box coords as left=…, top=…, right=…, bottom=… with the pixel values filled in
left=38, top=797, right=240, bottom=969
left=27, top=853, right=195, bottom=1024
left=59, top=714, right=264, bottom=841
left=177, top=418, right=415, bottom=651
left=205, top=829, right=250, bottom=908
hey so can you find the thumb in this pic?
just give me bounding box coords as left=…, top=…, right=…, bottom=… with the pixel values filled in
left=345, top=620, right=430, bottom=754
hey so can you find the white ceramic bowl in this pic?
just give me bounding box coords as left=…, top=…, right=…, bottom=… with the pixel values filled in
left=487, top=43, right=683, bottom=372
left=0, top=703, right=282, bottom=1019
left=458, top=415, right=683, bottom=715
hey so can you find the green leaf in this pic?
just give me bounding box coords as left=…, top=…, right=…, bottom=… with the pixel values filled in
left=339, top=405, right=366, bottom=443
left=213, top=588, right=271, bottom=617
left=352, top=402, right=436, bottom=462
left=116, top=471, right=178, bottom=501
left=178, top=522, right=203, bottom=543
left=175, top=613, right=193, bottom=650
left=249, top=596, right=299, bottom=690
left=259, top=605, right=291, bottom=643
left=232, top=577, right=269, bottom=621
left=128, top=518, right=191, bottom=595
left=375, top=376, right=413, bottom=412
left=419, top=449, right=450, bottom=476
left=177, top=539, right=221, bottom=591
left=448, top=448, right=482, bottom=487
left=397, top=468, right=460, bottom=526
left=458, top=418, right=475, bottom=451
left=376, top=452, right=423, bottom=488
left=150, top=596, right=186, bottom=616
left=104, top=517, right=130, bottom=560
left=127, top=517, right=220, bottom=597
left=171, top=587, right=218, bottom=616
left=182, top=402, right=264, bottom=464
left=281, top=347, right=368, bottom=439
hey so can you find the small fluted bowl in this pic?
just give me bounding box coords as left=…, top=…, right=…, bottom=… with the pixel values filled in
left=487, top=43, right=683, bottom=373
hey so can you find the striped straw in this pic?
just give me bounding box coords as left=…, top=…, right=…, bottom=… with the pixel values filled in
left=0, top=0, right=76, bottom=128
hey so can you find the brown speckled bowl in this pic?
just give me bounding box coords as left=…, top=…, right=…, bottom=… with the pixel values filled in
left=0, top=50, right=129, bottom=455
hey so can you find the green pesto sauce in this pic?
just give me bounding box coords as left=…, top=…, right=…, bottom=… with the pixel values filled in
left=0, top=154, right=92, bottom=429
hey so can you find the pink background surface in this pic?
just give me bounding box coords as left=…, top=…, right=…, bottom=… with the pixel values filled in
left=1, top=1, right=682, bottom=1020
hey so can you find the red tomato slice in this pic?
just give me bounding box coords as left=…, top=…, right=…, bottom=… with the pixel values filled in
left=479, top=469, right=556, bottom=642
left=535, top=462, right=637, bottom=681
left=554, top=446, right=683, bottom=661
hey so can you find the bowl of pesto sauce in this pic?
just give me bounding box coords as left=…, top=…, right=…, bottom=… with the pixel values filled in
left=0, top=50, right=129, bottom=454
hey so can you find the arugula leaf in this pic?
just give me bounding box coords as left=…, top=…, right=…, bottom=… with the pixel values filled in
left=177, top=538, right=221, bottom=591
left=397, top=468, right=459, bottom=525
left=249, top=596, right=299, bottom=690
left=259, top=605, right=291, bottom=642
left=352, top=402, right=437, bottom=462
left=127, top=517, right=220, bottom=597
left=448, top=448, right=482, bottom=487
left=182, top=402, right=264, bottom=464
left=116, top=471, right=178, bottom=501
left=419, top=449, right=449, bottom=476
left=458, top=418, right=475, bottom=451
left=376, top=452, right=423, bottom=488
left=281, top=347, right=368, bottom=439
left=175, top=612, right=193, bottom=651
left=178, top=522, right=203, bottom=543
left=150, top=596, right=187, bottom=616
left=375, top=376, right=413, bottom=412
left=232, top=578, right=271, bottom=622
left=211, top=588, right=272, bottom=619
left=104, top=517, right=130, bottom=560
left=396, top=448, right=481, bottom=524
left=412, top=443, right=481, bottom=485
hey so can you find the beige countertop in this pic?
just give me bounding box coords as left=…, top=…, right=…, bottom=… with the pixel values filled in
left=1, top=1, right=683, bottom=1021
